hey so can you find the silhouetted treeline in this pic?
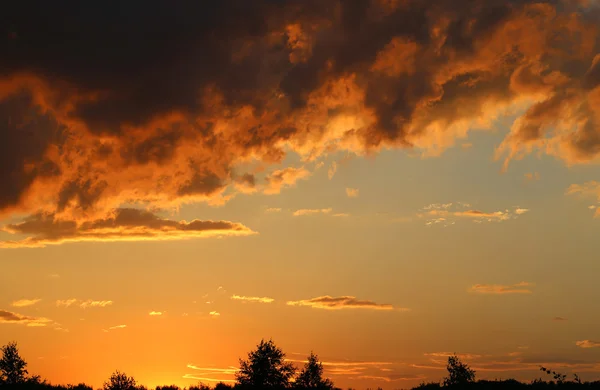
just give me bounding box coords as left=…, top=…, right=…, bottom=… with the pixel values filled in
left=2, top=340, right=600, bottom=390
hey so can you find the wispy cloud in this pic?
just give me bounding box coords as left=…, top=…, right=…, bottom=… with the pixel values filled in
left=333, top=213, right=350, bottom=217
left=346, top=188, right=359, bottom=198
left=0, top=208, right=255, bottom=248
left=11, top=298, right=41, bottom=307
left=420, top=203, right=529, bottom=226
left=524, top=172, right=540, bottom=181
left=149, top=311, right=163, bottom=316
left=0, top=310, right=53, bottom=327
left=553, top=317, right=568, bottom=321
left=266, top=208, right=282, bottom=213
left=286, top=296, right=408, bottom=311
left=57, top=299, right=113, bottom=308
left=103, top=324, right=127, bottom=332
left=576, top=340, right=600, bottom=348
left=328, top=162, right=337, bottom=180
left=293, top=208, right=332, bottom=216
left=231, top=295, right=274, bottom=303
left=209, top=311, right=220, bottom=317
left=469, top=282, right=533, bottom=294
left=183, top=365, right=238, bottom=383
left=264, top=167, right=311, bottom=195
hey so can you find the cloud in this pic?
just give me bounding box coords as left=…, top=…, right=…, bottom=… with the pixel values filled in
left=265, top=207, right=282, bottom=213
left=56, top=299, right=113, bottom=308
left=553, top=317, right=568, bottom=321
left=333, top=213, right=350, bottom=217
left=286, top=295, right=408, bottom=311
left=469, top=282, right=533, bottom=294
left=0, top=309, right=52, bottom=327
left=328, top=162, right=338, bottom=180
left=264, top=167, right=311, bottom=195
left=293, top=208, right=332, bottom=216
left=183, top=365, right=238, bottom=383
left=525, top=172, right=541, bottom=181
left=567, top=182, right=600, bottom=217
left=103, top=324, right=127, bottom=332
left=576, top=340, right=600, bottom=348
left=231, top=295, right=274, bottom=303
left=11, top=298, right=41, bottom=307
left=419, top=204, right=528, bottom=226
left=346, top=188, right=359, bottom=198
left=149, top=311, right=163, bottom=316
left=1, top=208, right=255, bottom=248
left=2, top=0, right=600, bottom=226
left=209, top=311, right=220, bottom=317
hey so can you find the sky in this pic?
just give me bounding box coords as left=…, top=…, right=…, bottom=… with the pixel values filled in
left=1, top=0, right=600, bottom=389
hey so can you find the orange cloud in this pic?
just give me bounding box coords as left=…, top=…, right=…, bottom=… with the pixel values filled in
left=469, top=282, right=533, bottom=294
left=11, top=298, right=41, bottom=307
left=263, top=167, right=311, bottom=195
left=209, top=311, right=220, bottom=317
left=1, top=208, right=255, bottom=248
left=293, top=208, right=332, bottom=217
left=286, top=295, right=408, bottom=311
left=346, top=188, right=359, bottom=198
left=576, top=340, right=600, bottom=348
left=56, top=299, right=113, bottom=308
left=149, top=311, right=163, bottom=316
left=102, top=324, right=126, bottom=332
left=0, top=310, right=53, bottom=327
left=230, top=295, right=274, bottom=303
left=2, top=0, right=600, bottom=228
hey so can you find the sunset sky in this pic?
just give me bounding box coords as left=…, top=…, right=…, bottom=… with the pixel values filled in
left=2, top=1, right=600, bottom=389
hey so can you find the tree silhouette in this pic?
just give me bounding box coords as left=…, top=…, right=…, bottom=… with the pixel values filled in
left=0, top=341, right=28, bottom=385
left=443, top=354, right=475, bottom=387
left=294, top=352, right=334, bottom=389
left=103, top=370, right=137, bottom=390
left=236, top=339, right=296, bottom=389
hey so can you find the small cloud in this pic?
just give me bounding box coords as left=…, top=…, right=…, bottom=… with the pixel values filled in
left=182, top=313, right=189, bottom=317
left=209, top=311, right=220, bottom=317
left=588, top=205, right=596, bottom=209
left=346, top=188, right=359, bottom=198
left=524, top=172, right=540, bottom=181
left=293, top=208, right=332, bottom=216
left=233, top=173, right=257, bottom=194
left=553, top=317, right=568, bottom=321
left=0, top=310, right=53, bottom=327
left=103, top=324, right=127, bottom=332
left=264, top=167, right=311, bottom=195
left=266, top=207, right=282, bottom=213
left=423, top=203, right=453, bottom=210
left=11, top=298, right=41, bottom=308
left=328, top=162, right=337, bottom=180
left=231, top=295, right=274, bottom=303
left=57, top=299, right=113, bottom=308
left=149, top=311, right=163, bottom=316
left=315, top=161, right=325, bottom=170
left=576, top=340, right=600, bottom=348
left=469, top=282, right=533, bottom=294
left=332, top=213, right=350, bottom=217
left=515, top=208, right=530, bottom=215
left=286, top=296, right=408, bottom=311
left=454, top=210, right=510, bottom=220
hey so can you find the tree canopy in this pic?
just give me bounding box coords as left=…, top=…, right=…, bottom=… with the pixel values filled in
left=235, top=339, right=296, bottom=389
left=0, top=341, right=28, bottom=385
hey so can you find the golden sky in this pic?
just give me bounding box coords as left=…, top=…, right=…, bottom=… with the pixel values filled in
left=1, top=0, right=600, bottom=388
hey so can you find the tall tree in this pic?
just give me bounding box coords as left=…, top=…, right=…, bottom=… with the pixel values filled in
left=236, top=339, right=296, bottom=389
left=443, top=354, right=475, bottom=387
left=294, top=352, right=334, bottom=389
left=0, top=341, right=28, bottom=385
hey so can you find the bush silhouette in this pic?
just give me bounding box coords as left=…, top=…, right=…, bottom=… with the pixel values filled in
left=235, top=339, right=296, bottom=389
left=103, top=371, right=137, bottom=390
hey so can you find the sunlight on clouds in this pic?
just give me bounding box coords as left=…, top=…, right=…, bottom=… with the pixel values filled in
left=56, top=299, right=113, bottom=308
left=345, top=188, right=359, bottom=198
left=293, top=208, right=332, bottom=216
left=149, top=311, right=163, bottom=316
left=286, top=296, right=408, bottom=311
left=11, top=298, right=41, bottom=307
left=576, top=340, right=600, bottom=348
left=231, top=295, right=274, bottom=303
left=102, top=324, right=126, bottom=332
left=469, top=282, right=533, bottom=294
left=0, top=309, right=53, bottom=327
left=209, top=311, right=220, bottom=317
